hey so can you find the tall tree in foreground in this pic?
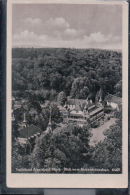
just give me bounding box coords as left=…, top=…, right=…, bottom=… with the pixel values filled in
left=57, top=91, right=67, bottom=106
left=31, top=124, right=92, bottom=172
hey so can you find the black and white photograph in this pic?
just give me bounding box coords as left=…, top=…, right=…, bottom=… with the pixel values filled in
left=6, top=0, right=128, bottom=188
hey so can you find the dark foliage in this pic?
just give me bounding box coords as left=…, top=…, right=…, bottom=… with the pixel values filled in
left=31, top=124, right=92, bottom=172
left=12, top=48, right=122, bottom=100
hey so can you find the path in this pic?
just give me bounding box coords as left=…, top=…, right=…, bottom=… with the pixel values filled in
left=90, top=118, right=116, bottom=146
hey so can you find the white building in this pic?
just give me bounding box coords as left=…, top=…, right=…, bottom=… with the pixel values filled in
left=105, top=94, right=122, bottom=111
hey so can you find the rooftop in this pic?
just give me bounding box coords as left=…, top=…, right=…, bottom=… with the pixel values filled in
left=105, top=94, right=122, bottom=104
left=67, top=98, right=87, bottom=106
left=69, top=110, right=84, bottom=116
left=19, top=124, right=41, bottom=139
left=89, top=107, right=104, bottom=116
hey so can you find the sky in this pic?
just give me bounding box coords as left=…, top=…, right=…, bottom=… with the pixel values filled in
left=12, top=4, right=122, bottom=50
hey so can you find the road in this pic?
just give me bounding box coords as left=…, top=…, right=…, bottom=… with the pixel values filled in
left=90, top=118, right=116, bottom=146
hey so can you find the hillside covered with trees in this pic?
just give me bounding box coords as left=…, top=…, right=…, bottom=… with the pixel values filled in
left=12, top=48, right=122, bottom=101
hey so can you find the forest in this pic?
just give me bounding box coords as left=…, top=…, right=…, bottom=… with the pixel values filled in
left=12, top=48, right=122, bottom=173
left=12, top=48, right=122, bottom=101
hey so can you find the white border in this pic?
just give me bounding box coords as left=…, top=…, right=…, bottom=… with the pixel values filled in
left=6, top=0, right=128, bottom=188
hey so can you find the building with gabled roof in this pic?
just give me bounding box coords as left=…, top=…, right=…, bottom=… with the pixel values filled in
left=67, top=97, right=87, bottom=111
left=105, top=94, right=122, bottom=110
left=18, top=119, right=42, bottom=145
left=60, top=96, right=104, bottom=127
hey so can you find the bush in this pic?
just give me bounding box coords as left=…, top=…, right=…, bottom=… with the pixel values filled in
left=104, top=106, right=113, bottom=114
left=91, top=121, right=100, bottom=128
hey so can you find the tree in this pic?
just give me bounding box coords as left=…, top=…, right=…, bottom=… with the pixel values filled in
left=70, top=77, right=89, bottom=99
left=114, top=80, right=122, bottom=97
left=92, top=111, right=122, bottom=171
left=31, top=124, right=92, bottom=172
left=12, top=141, right=22, bottom=172
left=12, top=120, right=19, bottom=142
left=51, top=103, right=63, bottom=124
left=50, top=73, right=63, bottom=91
left=57, top=91, right=67, bottom=106
left=12, top=141, right=31, bottom=172
left=31, top=133, right=51, bottom=170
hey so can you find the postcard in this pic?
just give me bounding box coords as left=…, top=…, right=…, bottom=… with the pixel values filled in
left=6, top=0, right=128, bottom=188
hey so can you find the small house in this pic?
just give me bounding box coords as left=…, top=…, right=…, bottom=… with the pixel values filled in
left=105, top=94, right=122, bottom=111
left=17, top=124, right=41, bottom=145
